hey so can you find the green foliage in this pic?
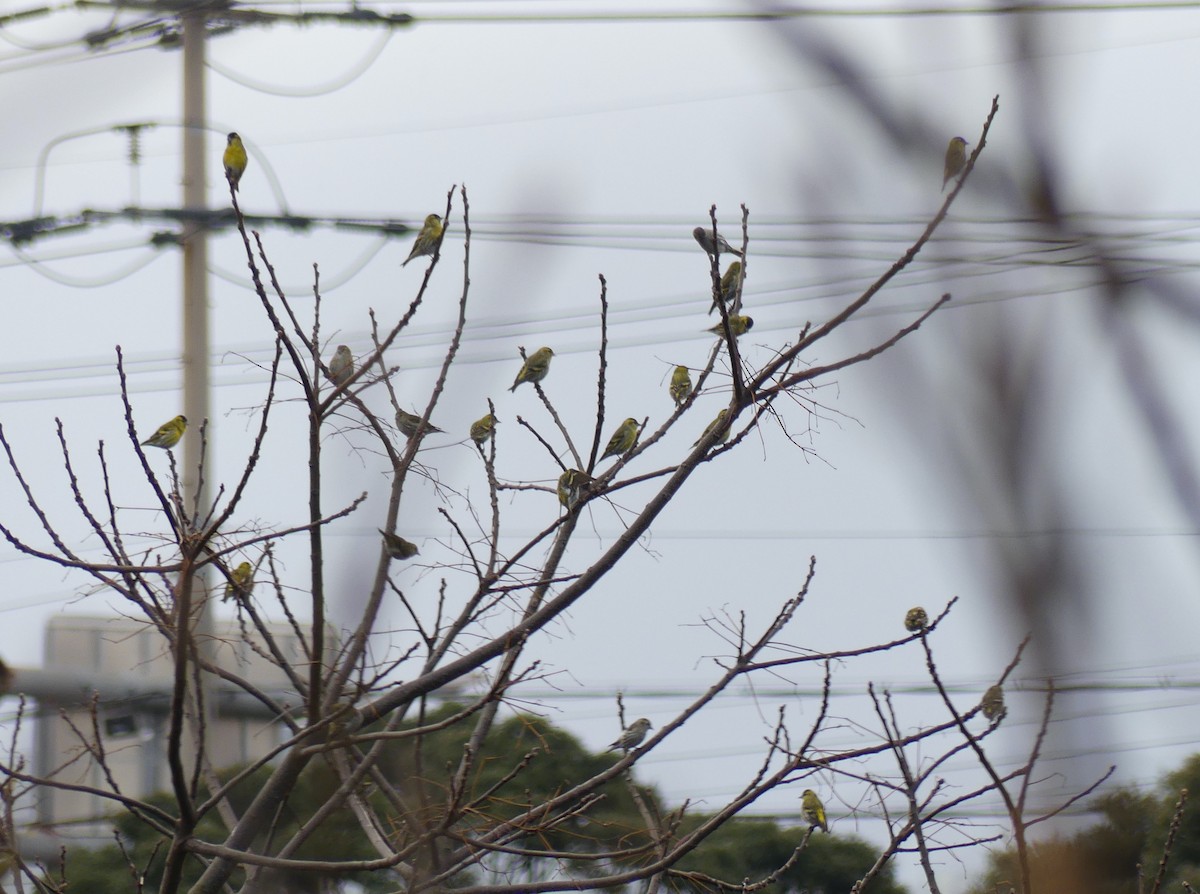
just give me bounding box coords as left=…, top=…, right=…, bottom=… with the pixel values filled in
left=968, top=781, right=1169, bottom=894
left=674, top=815, right=904, bottom=894
left=63, top=790, right=239, bottom=894
left=59, top=708, right=909, bottom=894
left=375, top=706, right=661, bottom=881
left=1150, top=752, right=1200, bottom=876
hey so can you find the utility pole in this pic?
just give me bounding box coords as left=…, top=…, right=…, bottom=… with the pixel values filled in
left=179, top=7, right=215, bottom=751
left=181, top=9, right=209, bottom=512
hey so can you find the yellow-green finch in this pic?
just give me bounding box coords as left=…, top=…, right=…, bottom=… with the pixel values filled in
left=709, top=260, right=743, bottom=315
left=707, top=314, right=753, bottom=338
left=403, top=214, right=444, bottom=266
left=801, top=789, right=829, bottom=833
left=606, top=717, right=652, bottom=751
left=470, top=413, right=498, bottom=446
left=557, top=468, right=591, bottom=511
left=223, top=132, right=248, bottom=192
left=223, top=561, right=254, bottom=602
left=693, top=409, right=730, bottom=448
left=981, top=684, right=1006, bottom=721
left=669, top=365, right=692, bottom=407
left=904, top=606, right=929, bottom=633
left=141, top=415, right=187, bottom=450
left=509, top=346, right=554, bottom=392
left=693, top=225, right=743, bottom=258
left=380, top=529, right=419, bottom=560
left=943, top=136, right=967, bottom=190
left=396, top=409, right=443, bottom=439
left=329, top=344, right=354, bottom=388
left=600, top=417, right=639, bottom=462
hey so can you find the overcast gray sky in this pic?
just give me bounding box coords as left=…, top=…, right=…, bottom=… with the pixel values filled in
left=3, top=2, right=1200, bottom=891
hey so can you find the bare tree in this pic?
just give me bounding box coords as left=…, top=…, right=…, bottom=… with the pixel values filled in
left=0, top=98, right=1117, bottom=894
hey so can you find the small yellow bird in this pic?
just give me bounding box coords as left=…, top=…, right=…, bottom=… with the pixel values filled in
left=509, top=346, right=554, bottom=392
left=141, top=415, right=187, bottom=450
left=223, top=561, right=254, bottom=602
left=981, top=684, right=1006, bottom=721
left=403, top=214, right=445, bottom=267
left=801, top=789, right=829, bottom=833
left=692, top=409, right=730, bottom=448
left=223, top=132, right=248, bottom=193
left=904, top=606, right=929, bottom=633
left=395, top=409, right=444, bottom=439
left=669, top=365, right=692, bottom=407
left=706, top=314, right=754, bottom=338
left=557, top=468, right=591, bottom=511
left=600, top=417, right=640, bottom=462
left=470, top=413, right=498, bottom=446
left=380, top=529, right=419, bottom=560
left=709, top=260, right=743, bottom=315
left=329, top=345, right=354, bottom=388
left=943, top=136, right=968, bottom=190
left=692, top=226, right=743, bottom=258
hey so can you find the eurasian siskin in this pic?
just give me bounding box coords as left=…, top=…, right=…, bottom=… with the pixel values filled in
left=557, top=468, right=591, bottom=511
left=470, top=413, right=498, bottom=446
left=380, top=529, right=419, bottom=560
left=981, top=684, right=1006, bottom=721
left=606, top=717, right=652, bottom=752
left=223, top=133, right=248, bottom=192
left=692, top=409, right=730, bottom=447
left=693, top=225, right=743, bottom=258
left=141, top=415, right=187, bottom=450
left=329, top=345, right=354, bottom=388
left=224, top=561, right=254, bottom=602
left=802, top=789, right=829, bottom=833
left=396, top=409, right=444, bottom=439
left=706, top=314, right=754, bottom=338
left=669, top=365, right=692, bottom=407
left=905, top=606, right=929, bottom=633
left=509, top=346, right=554, bottom=392
left=403, top=214, right=445, bottom=267
left=943, top=136, right=968, bottom=190
left=600, top=417, right=639, bottom=462
left=710, top=260, right=743, bottom=315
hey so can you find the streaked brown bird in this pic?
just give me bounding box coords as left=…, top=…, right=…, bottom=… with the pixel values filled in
left=693, top=225, right=743, bottom=258
left=380, top=529, right=419, bottom=560
left=904, top=606, right=929, bottom=633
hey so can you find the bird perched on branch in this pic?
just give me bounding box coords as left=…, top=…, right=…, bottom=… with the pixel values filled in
left=223, top=561, right=254, bottom=602
left=509, top=347, right=554, bottom=392
left=470, top=413, right=498, bottom=446
left=693, top=409, right=730, bottom=448
left=802, top=789, right=829, bottom=833
left=403, top=214, right=445, bottom=266
left=223, top=132, right=247, bottom=192
left=669, top=365, right=692, bottom=407
left=380, top=530, right=419, bottom=560
left=141, top=415, right=187, bottom=450
left=600, top=418, right=640, bottom=462
left=710, top=260, right=743, bottom=315
left=607, top=717, right=652, bottom=752
left=706, top=314, right=754, bottom=338
left=396, top=409, right=444, bottom=439
left=981, top=684, right=1006, bottom=721
left=693, top=226, right=743, bottom=258
left=943, top=136, right=968, bottom=190
left=557, top=468, right=591, bottom=511
left=329, top=345, right=354, bottom=388
left=904, top=606, right=929, bottom=633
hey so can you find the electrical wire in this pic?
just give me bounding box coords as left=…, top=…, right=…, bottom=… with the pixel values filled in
left=207, top=29, right=393, bottom=96
left=10, top=242, right=163, bottom=287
